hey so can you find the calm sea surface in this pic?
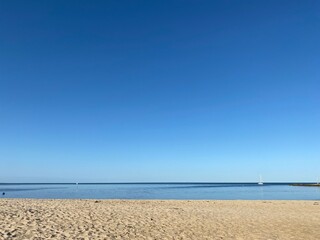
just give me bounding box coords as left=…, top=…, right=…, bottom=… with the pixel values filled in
left=0, top=183, right=319, bottom=200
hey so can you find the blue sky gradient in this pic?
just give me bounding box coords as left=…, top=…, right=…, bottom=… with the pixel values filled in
left=1, top=0, right=319, bottom=182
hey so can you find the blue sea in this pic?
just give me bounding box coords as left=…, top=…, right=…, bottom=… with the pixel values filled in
left=0, top=183, right=319, bottom=200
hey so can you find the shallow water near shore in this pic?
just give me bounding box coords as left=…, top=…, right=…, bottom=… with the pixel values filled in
left=0, top=183, right=319, bottom=200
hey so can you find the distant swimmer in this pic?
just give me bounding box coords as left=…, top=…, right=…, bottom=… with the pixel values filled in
left=2, top=192, right=5, bottom=195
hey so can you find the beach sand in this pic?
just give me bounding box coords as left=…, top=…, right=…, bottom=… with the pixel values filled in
left=0, top=199, right=319, bottom=239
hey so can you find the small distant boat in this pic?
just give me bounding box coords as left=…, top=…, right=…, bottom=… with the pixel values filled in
left=258, top=175, right=263, bottom=185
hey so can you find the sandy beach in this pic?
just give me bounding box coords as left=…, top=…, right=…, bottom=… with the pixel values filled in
left=0, top=200, right=319, bottom=239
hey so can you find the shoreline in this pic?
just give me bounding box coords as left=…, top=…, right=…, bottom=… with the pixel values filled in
left=1, top=199, right=319, bottom=239
left=1, top=197, right=320, bottom=201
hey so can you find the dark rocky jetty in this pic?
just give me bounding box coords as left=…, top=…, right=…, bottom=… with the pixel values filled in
left=291, top=183, right=320, bottom=187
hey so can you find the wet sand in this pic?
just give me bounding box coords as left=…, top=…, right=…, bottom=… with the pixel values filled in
left=0, top=199, right=319, bottom=239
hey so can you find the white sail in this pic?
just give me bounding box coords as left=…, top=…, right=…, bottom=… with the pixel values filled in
left=258, top=175, right=263, bottom=185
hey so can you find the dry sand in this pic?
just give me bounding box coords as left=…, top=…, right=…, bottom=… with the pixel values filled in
left=0, top=199, right=319, bottom=240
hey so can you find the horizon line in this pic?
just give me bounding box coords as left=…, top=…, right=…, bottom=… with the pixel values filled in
left=0, top=181, right=317, bottom=185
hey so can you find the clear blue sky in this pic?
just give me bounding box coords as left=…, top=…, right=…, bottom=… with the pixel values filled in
left=1, top=0, right=319, bottom=183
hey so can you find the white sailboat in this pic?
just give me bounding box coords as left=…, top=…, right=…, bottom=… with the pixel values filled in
left=258, top=175, right=263, bottom=185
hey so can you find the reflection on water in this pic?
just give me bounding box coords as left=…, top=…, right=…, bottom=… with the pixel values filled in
left=0, top=187, right=67, bottom=192
left=0, top=183, right=319, bottom=200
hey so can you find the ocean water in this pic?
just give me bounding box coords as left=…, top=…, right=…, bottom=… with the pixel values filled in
left=0, top=183, right=319, bottom=200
